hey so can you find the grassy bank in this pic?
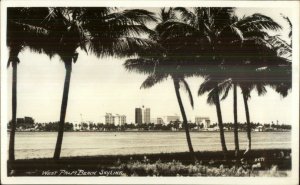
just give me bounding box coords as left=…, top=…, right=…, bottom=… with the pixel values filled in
left=8, top=149, right=291, bottom=176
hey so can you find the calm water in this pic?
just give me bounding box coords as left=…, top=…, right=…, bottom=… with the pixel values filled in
left=9, top=131, right=291, bottom=159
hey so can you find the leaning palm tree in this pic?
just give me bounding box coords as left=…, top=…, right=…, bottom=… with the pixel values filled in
left=40, top=7, right=156, bottom=159
left=162, top=7, right=237, bottom=158
left=7, top=7, right=49, bottom=161
left=124, top=8, right=198, bottom=156
left=198, top=67, right=229, bottom=159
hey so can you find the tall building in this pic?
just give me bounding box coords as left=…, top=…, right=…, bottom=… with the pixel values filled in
left=135, top=108, right=143, bottom=124
left=144, top=108, right=151, bottom=123
left=105, top=113, right=115, bottom=124
left=195, top=117, right=210, bottom=128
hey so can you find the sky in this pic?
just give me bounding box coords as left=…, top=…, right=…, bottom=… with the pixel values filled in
left=4, top=7, right=295, bottom=124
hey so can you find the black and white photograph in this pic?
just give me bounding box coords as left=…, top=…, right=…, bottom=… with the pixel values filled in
left=0, top=0, right=299, bottom=184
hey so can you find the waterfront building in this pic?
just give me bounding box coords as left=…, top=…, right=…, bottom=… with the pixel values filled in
left=135, top=108, right=143, bottom=124
left=195, top=116, right=211, bottom=129
left=161, top=115, right=180, bottom=125
left=150, top=118, right=157, bottom=124
left=16, top=116, right=35, bottom=129
left=115, top=114, right=126, bottom=126
left=105, top=113, right=115, bottom=125
left=73, top=121, right=80, bottom=131
left=157, top=117, right=164, bottom=125
left=144, top=108, right=151, bottom=124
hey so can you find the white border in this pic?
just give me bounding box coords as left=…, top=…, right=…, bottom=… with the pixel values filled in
left=1, top=1, right=299, bottom=184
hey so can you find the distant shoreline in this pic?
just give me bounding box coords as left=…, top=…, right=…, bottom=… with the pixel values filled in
left=10, top=130, right=291, bottom=133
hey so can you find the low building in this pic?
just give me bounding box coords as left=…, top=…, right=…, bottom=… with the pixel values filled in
left=195, top=116, right=210, bottom=129
left=157, top=117, right=164, bottom=125
left=161, top=115, right=180, bottom=125
left=254, top=125, right=264, bottom=132
left=16, top=116, right=35, bottom=129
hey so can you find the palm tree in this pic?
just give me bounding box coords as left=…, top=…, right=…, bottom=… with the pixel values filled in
left=198, top=67, right=229, bottom=158
left=39, top=8, right=157, bottom=159
left=7, top=8, right=49, bottom=161
left=124, top=8, right=197, bottom=156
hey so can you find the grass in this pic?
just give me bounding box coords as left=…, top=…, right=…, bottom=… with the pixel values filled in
left=8, top=149, right=291, bottom=176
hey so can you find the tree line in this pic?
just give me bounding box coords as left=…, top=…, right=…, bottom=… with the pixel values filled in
left=9, top=121, right=291, bottom=132
left=7, top=7, right=292, bottom=162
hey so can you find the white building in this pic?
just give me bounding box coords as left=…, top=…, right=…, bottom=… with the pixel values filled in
left=157, top=118, right=164, bottom=125
left=163, top=115, right=180, bottom=124
left=73, top=121, right=80, bottom=131
left=156, top=115, right=180, bottom=125
left=150, top=118, right=157, bottom=124
left=195, top=117, right=211, bottom=129
left=105, top=113, right=115, bottom=125
left=115, top=114, right=126, bottom=126
left=105, top=113, right=126, bottom=125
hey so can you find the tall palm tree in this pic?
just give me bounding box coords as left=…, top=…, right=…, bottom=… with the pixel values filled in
left=198, top=72, right=229, bottom=158
left=7, top=8, right=49, bottom=161
left=124, top=8, right=197, bottom=156
left=40, top=7, right=157, bottom=160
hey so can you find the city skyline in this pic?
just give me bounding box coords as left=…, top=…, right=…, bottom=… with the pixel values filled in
left=16, top=111, right=290, bottom=126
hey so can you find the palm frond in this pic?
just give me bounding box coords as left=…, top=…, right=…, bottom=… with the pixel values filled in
left=179, top=78, right=194, bottom=108
left=268, top=36, right=292, bottom=58
left=160, top=8, right=177, bottom=22
left=174, top=7, right=196, bottom=24
left=237, top=13, right=282, bottom=32
left=281, top=14, right=292, bottom=38
left=140, top=74, right=168, bottom=89
left=89, top=37, right=159, bottom=58
left=9, top=21, right=49, bottom=36
left=207, top=89, right=216, bottom=105
left=219, top=79, right=233, bottom=100
left=219, top=25, right=244, bottom=44
left=159, top=21, right=198, bottom=39
left=198, top=78, right=215, bottom=96
left=255, top=83, right=267, bottom=96
left=124, top=58, right=157, bottom=75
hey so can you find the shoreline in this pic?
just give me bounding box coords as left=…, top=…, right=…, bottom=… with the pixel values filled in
left=10, top=130, right=291, bottom=133
left=8, top=149, right=291, bottom=176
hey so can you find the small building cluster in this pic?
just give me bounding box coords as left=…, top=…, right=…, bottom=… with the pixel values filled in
left=105, top=113, right=126, bottom=125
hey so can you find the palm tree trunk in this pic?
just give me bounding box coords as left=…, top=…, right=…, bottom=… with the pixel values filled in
left=242, top=91, right=251, bottom=153
left=173, top=79, right=195, bottom=155
left=214, top=86, right=227, bottom=159
left=233, top=83, right=239, bottom=159
left=9, top=61, right=17, bottom=161
left=54, top=61, right=72, bottom=160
